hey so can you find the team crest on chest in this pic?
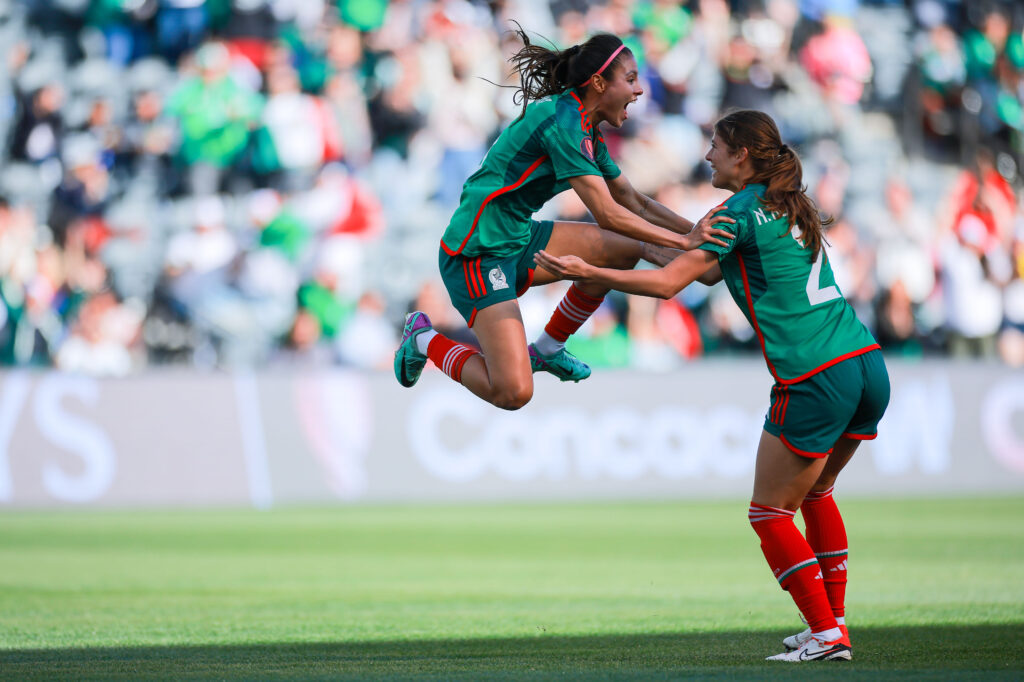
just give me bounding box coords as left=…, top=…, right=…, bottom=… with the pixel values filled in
left=580, top=137, right=594, bottom=161
left=489, top=266, right=509, bottom=290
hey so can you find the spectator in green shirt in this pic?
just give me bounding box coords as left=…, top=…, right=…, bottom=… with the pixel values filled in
left=166, top=41, right=263, bottom=194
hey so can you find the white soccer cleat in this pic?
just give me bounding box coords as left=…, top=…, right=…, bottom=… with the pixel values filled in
left=783, top=626, right=813, bottom=651
left=767, top=633, right=852, bottom=662
left=784, top=620, right=848, bottom=651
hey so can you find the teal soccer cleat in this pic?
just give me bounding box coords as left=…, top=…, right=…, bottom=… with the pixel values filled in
left=528, top=343, right=592, bottom=383
left=394, top=312, right=433, bottom=387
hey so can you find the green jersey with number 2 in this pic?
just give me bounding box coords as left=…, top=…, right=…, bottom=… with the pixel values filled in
left=698, top=184, right=879, bottom=383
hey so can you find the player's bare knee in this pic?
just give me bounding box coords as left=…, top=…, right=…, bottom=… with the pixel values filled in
left=616, top=255, right=641, bottom=270
left=491, top=381, right=533, bottom=410
left=606, top=246, right=641, bottom=270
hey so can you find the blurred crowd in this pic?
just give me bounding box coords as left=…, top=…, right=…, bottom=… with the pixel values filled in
left=1, top=0, right=1023, bottom=375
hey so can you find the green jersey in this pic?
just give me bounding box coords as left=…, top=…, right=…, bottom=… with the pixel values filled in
left=441, top=89, right=621, bottom=258
left=699, top=184, right=878, bottom=383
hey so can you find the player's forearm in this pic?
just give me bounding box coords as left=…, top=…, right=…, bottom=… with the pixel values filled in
left=581, top=264, right=682, bottom=299
left=613, top=184, right=694, bottom=235
left=637, top=195, right=694, bottom=235
left=641, top=242, right=684, bottom=267
left=597, top=203, right=689, bottom=250
left=577, top=176, right=691, bottom=249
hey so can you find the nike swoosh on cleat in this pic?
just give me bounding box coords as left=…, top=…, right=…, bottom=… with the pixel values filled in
left=799, top=645, right=849, bottom=661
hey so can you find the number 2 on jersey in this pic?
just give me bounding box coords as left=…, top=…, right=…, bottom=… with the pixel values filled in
left=792, top=225, right=840, bottom=306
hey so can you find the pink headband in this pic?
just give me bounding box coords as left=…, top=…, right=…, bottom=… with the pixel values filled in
left=579, top=44, right=625, bottom=87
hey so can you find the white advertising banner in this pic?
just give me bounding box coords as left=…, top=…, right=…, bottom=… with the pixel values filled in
left=0, top=361, right=1021, bottom=508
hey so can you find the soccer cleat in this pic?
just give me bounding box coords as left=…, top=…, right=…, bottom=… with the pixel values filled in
left=528, top=343, right=592, bottom=382
left=784, top=624, right=848, bottom=651
left=767, top=633, right=852, bottom=662
left=783, top=627, right=812, bottom=651
left=394, top=311, right=432, bottom=387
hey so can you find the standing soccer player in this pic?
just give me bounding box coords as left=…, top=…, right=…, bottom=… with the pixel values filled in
left=535, top=109, right=890, bottom=662
left=393, top=28, right=734, bottom=409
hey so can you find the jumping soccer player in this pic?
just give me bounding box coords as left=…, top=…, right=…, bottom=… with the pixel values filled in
left=535, top=109, right=890, bottom=662
left=393, top=28, right=734, bottom=409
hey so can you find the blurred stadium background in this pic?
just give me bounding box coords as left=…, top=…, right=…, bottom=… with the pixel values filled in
left=0, top=0, right=1020, bottom=507
left=2, top=0, right=1024, bottom=376
left=1, top=1, right=1023, bottom=677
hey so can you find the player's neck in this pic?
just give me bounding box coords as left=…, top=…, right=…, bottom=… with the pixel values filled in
left=579, top=89, right=605, bottom=125
left=727, top=168, right=756, bottom=192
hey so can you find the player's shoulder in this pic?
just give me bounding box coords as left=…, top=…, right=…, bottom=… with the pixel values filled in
left=551, top=89, right=590, bottom=132
left=512, top=96, right=556, bottom=131
left=717, top=185, right=767, bottom=229
left=728, top=184, right=766, bottom=212
left=552, top=88, right=583, bottom=112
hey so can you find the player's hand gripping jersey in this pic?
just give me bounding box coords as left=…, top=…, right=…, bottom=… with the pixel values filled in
left=698, top=184, right=879, bottom=383
left=441, top=89, right=622, bottom=258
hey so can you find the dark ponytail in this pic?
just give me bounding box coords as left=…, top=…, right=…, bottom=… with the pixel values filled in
left=507, top=26, right=629, bottom=120
left=713, top=110, right=832, bottom=259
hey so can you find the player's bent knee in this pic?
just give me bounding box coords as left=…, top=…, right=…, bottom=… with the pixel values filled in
left=612, top=253, right=641, bottom=270
left=490, top=381, right=533, bottom=411
left=603, top=244, right=642, bottom=270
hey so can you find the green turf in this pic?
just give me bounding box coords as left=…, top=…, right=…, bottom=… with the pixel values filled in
left=1, top=498, right=1022, bottom=679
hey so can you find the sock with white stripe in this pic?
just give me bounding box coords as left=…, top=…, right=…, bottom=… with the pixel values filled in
left=802, top=486, right=848, bottom=619
left=749, top=502, right=839, bottom=636
left=535, top=284, right=604, bottom=355
left=426, top=333, right=478, bottom=384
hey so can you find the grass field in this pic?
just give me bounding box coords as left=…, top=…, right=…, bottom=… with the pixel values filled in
left=1, top=497, right=1022, bottom=680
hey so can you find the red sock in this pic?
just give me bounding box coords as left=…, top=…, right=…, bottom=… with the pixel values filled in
left=544, top=284, right=604, bottom=342
left=749, top=503, right=838, bottom=635
left=802, top=486, right=848, bottom=619
left=426, top=334, right=479, bottom=384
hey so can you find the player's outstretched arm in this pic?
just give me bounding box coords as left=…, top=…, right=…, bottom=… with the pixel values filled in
left=641, top=246, right=722, bottom=284
left=534, top=248, right=719, bottom=299
left=605, top=174, right=691, bottom=233
left=569, top=175, right=733, bottom=250
left=606, top=175, right=736, bottom=250
left=697, top=262, right=723, bottom=285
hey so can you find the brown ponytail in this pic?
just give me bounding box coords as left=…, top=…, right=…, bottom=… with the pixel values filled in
left=507, top=26, right=629, bottom=120
left=713, top=110, right=832, bottom=259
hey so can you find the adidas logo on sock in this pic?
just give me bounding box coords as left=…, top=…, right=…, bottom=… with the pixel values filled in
left=829, top=560, right=848, bottom=572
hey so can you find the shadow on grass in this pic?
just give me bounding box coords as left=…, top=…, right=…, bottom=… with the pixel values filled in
left=2, top=625, right=1022, bottom=680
